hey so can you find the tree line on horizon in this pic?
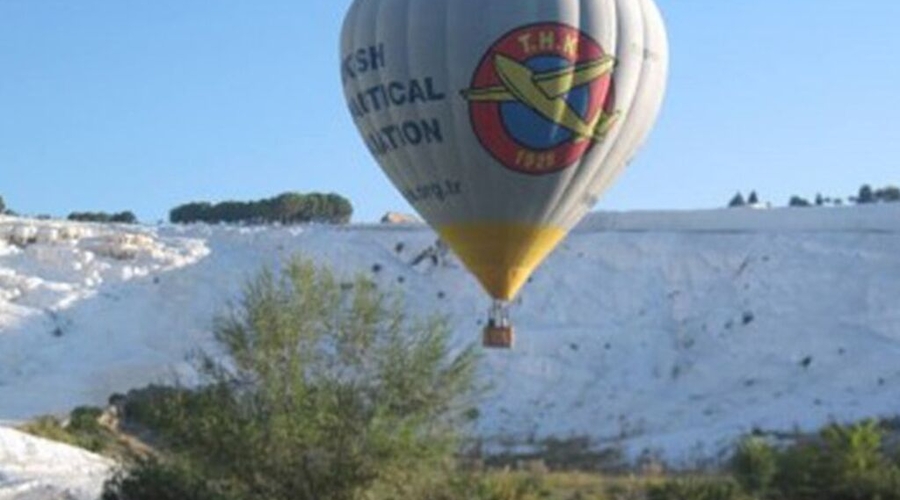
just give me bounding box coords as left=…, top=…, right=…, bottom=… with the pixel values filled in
left=68, top=211, right=138, bottom=224
left=0, top=195, right=137, bottom=223
left=169, top=192, right=353, bottom=225
left=0, top=191, right=352, bottom=226
left=729, top=184, right=900, bottom=208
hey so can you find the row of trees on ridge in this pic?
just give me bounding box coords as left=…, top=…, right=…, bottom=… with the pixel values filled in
left=169, top=192, right=353, bottom=225
left=68, top=211, right=138, bottom=224
left=729, top=184, right=900, bottom=208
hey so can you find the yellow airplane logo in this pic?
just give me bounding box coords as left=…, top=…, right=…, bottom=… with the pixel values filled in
left=462, top=54, right=618, bottom=143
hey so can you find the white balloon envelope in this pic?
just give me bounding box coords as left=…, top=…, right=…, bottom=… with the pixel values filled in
left=341, top=0, right=669, bottom=347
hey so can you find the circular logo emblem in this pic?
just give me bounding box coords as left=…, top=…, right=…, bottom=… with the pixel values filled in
left=462, top=23, right=616, bottom=176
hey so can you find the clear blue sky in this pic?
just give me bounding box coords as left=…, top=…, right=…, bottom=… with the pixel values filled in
left=1, top=1, right=898, bottom=222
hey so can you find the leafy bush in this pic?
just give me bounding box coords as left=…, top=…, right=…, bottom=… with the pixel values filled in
left=735, top=421, right=900, bottom=500
left=20, top=407, right=115, bottom=454
left=69, top=406, right=104, bottom=432
left=103, top=459, right=234, bottom=500
left=770, top=440, right=824, bottom=500
left=815, top=421, right=900, bottom=500
left=20, top=416, right=75, bottom=446
left=729, top=437, right=776, bottom=495
left=105, top=257, right=478, bottom=500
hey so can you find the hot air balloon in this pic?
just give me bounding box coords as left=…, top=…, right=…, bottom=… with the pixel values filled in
left=341, top=0, right=669, bottom=348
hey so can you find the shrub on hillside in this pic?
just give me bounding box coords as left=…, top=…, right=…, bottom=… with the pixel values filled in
left=103, top=257, right=479, bottom=500
left=20, top=406, right=115, bottom=454
left=814, top=421, right=900, bottom=500
left=69, top=406, right=104, bottom=433
left=103, top=459, right=232, bottom=500
left=20, top=416, right=75, bottom=446
left=729, top=421, right=900, bottom=500
left=729, top=437, right=776, bottom=495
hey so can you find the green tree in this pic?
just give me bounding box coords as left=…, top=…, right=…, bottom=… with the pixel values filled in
left=0, top=195, right=6, bottom=214
left=789, top=196, right=811, bottom=207
left=111, top=212, right=138, bottom=224
left=69, top=212, right=113, bottom=223
left=170, top=202, right=213, bottom=224
left=730, top=437, right=776, bottom=495
left=325, top=193, right=353, bottom=223
left=105, top=258, right=479, bottom=500
left=269, top=192, right=307, bottom=223
left=858, top=184, right=874, bottom=204
left=169, top=193, right=353, bottom=225
left=875, top=186, right=900, bottom=203
left=728, top=192, right=745, bottom=208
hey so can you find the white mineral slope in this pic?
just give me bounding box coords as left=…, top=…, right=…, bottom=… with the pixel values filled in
left=1, top=205, right=900, bottom=467
left=0, top=426, right=112, bottom=500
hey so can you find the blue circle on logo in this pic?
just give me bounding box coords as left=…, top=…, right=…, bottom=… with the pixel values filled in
left=500, top=55, right=592, bottom=151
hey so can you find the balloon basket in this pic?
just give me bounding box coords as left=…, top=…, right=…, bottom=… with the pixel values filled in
left=483, top=300, right=514, bottom=349
left=483, top=324, right=514, bottom=349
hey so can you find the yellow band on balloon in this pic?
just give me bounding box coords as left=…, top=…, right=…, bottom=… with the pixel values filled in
left=437, top=222, right=567, bottom=301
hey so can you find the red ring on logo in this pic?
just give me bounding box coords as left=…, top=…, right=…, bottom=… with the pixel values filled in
left=467, top=23, right=615, bottom=176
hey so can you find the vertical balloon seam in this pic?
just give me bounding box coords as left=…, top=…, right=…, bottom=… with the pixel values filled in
left=532, top=0, right=600, bottom=230
left=559, top=0, right=647, bottom=229
left=596, top=0, right=667, bottom=198
left=568, top=0, right=621, bottom=226
left=399, top=0, right=436, bottom=224
left=346, top=0, right=397, bottom=222
left=431, top=0, right=487, bottom=294
left=575, top=0, right=651, bottom=221
left=549, top=0, right=640, bottom=229
left=527, top=0, right=582, bottom=228
left=567, top=0, right=653, bottom=229
left=375, top=0, right=424, bottom=225
left=543, top=0, right=628, bottom=231
left=373, top=0, right=423, bottom=224
left=580, top=0, right=646, bottom=222
left=576, top=0, right=664, bottom=225
left=543, top=2, right=579, bottom=155
left=414, top=0, right=458, bottom=225
left=442, top=0, right=478, bottom=224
